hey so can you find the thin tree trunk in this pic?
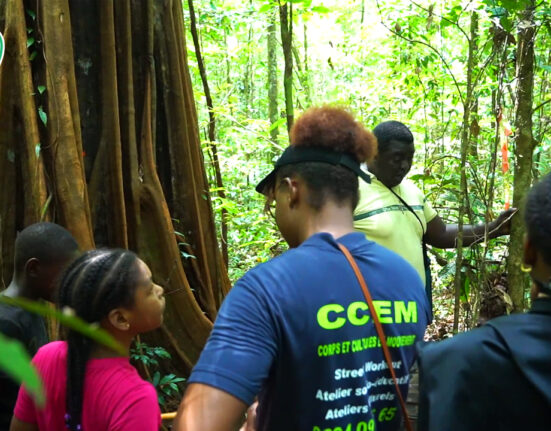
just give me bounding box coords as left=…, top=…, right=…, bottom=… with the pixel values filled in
left=453, top=12, right=478, bottom=333
left=279, top=1, right=293, bottom=133
left=303, top=21, right=311, bottom=105
left=507, top=2, right=537, bottom=312
left=267, top=7, right=279, bottom=145
left=188, top=0, right=228, bottom=266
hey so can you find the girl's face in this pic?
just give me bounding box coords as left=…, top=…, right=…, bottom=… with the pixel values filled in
left=127, top=259, right=165, bottom=334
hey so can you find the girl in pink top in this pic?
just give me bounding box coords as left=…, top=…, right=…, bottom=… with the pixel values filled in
left=11, top=249, right=166, bottom=431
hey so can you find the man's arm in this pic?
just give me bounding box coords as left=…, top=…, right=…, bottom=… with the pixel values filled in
left=173, top=383, right=247, bottom=431
left=424, top=209, right=516, bottom=249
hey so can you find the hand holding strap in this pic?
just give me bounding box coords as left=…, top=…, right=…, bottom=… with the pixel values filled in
left=337, top=243, right=413, bottom=431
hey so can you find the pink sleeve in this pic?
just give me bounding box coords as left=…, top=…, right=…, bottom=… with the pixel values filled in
left=13, top=374, right=38, bottom=424
left=111, top=383, right=161, bottom=431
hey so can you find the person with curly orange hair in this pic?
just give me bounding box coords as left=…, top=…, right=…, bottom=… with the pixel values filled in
left=174, top=107, right=430, bottom=431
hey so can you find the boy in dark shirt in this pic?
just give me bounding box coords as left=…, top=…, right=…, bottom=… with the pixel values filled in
left=0, top=222, right=79, bottom=430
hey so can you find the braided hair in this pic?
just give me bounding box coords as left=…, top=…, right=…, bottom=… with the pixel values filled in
left=57, top=249, right=141, bottom=431
left=525, top=172, right=551, bottom=266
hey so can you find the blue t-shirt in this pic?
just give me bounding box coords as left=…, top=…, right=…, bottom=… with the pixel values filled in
left=189, top=232, right=430, bottom=431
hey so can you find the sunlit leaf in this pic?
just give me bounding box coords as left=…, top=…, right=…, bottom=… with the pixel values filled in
left=0, top=296, right=124, bottom=355
left=0, top=333, right=44, bottom=407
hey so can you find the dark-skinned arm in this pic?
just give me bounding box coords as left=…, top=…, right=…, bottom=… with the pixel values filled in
left=173, top=383, right=247, bottom=431
left=9, top=418, right=38, bottom=431
left=425, top=209, right=517, bottom=249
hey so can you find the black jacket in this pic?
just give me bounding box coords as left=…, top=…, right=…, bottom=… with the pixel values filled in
left=417, top=298, right=551, bottom=431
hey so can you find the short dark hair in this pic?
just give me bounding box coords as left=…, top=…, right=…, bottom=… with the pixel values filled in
left=372, top=120, right=414, bottom=152
left=277, top=106, right=377, bottom=211
left=14, top=222, right=79, bottom=274
left=525, top=173, right=551, bottom=265
left=57, top=249, right=141, bottom=431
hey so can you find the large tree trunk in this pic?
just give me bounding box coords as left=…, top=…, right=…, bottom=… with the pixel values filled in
left=507, top=2, right=537, bottom=312
left=0, top=0, right=230, bottom=375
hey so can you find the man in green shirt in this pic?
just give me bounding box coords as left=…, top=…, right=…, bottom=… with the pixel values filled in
left=354, top=120, right=514, bottom=288
left=353, top=120, right=515, bottom=430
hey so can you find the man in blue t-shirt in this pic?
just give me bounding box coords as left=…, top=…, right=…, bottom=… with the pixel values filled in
left=174, top=107, right=430, bottom=431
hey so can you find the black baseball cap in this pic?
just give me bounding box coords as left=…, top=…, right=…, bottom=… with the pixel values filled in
left=255, top=146, right=371, bottom=194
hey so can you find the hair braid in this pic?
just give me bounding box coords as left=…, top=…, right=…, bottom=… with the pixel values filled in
left=58, top=249, right=140, bottom=430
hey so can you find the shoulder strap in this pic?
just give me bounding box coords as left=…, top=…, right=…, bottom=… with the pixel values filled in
left=337, top=243, right=413, bottom=431
left=386, top=185, right=426, bottom=236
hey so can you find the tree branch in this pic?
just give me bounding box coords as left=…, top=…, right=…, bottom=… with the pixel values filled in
left=408, top=0, right=470, bottom=41
left=532, top=98, right=551, bottom=113
left=375, top=0, right=464, bottom=105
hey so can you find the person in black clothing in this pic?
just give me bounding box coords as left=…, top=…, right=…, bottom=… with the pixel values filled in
left=0, top=222, right=79, bottom=430
left=417, top=172, right=551, bottom=431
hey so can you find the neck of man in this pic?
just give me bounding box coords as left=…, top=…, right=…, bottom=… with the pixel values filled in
left=3, top=278, right=37, bottom=300
left=298, top=201, right=355, bottom=245
left=365, top=163, right=394, bottom=188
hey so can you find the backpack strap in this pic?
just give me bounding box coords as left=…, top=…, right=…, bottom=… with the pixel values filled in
left=337, top=243, right=413, bottom=431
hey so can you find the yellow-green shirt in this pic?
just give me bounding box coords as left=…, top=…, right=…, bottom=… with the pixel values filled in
left=353, top=177, right=437, bottom=284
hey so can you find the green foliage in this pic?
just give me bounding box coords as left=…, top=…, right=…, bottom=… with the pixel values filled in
left=38, top=106, right=47, bottom=126
left=185, top=0, right=551, bottom=329
left=0, top=332, right=44, bottom=407
left=0, top=296, right=126, bottom=407
left=131, top=342, right=186, bottom=406
left=152, top=372, right=186, bottom=406
left=0, top=296, right=125, bottom=355
left=131, top=341, right=171, bottom=367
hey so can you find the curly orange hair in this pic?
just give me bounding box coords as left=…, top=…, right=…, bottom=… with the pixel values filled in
left=289, top=106, right=377, bottom=163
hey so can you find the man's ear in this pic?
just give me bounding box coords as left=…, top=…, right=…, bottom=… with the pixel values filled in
left=281, top=177, right=301, bottom=209
left=107, top=308, right=131, bottom=332
left=24, top=258, right=41, bottom=279
left=523, top=237, right=537, bottom=267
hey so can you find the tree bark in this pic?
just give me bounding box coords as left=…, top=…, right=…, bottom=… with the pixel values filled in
left=279, top=1, right=293, bottom=134
left=40, top=0, right=95, bottom=250
left=453, top=12, right=478, bottom=333
left=187, top=0, right=228, bottom=267
left=0, top=0, right=230, bottom=378
left=267, top=6, right=279, bottom=145
left=507, top=2, right=537, bottom=312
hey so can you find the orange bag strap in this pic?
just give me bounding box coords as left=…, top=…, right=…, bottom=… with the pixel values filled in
left=337, top=243, right=413, bottom=431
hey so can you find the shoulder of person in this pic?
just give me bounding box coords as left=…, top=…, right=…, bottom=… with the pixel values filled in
left=33, top=341, right=67, bottom=362
left=399, top=178, right=425, bottom=197
left=236, top=243, right=311, bottom=287
left=125, top=376, right=158, bottom=401
left=0, top=306, right=24, bottom=338
left=418, top=324, right=501, bottom=366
